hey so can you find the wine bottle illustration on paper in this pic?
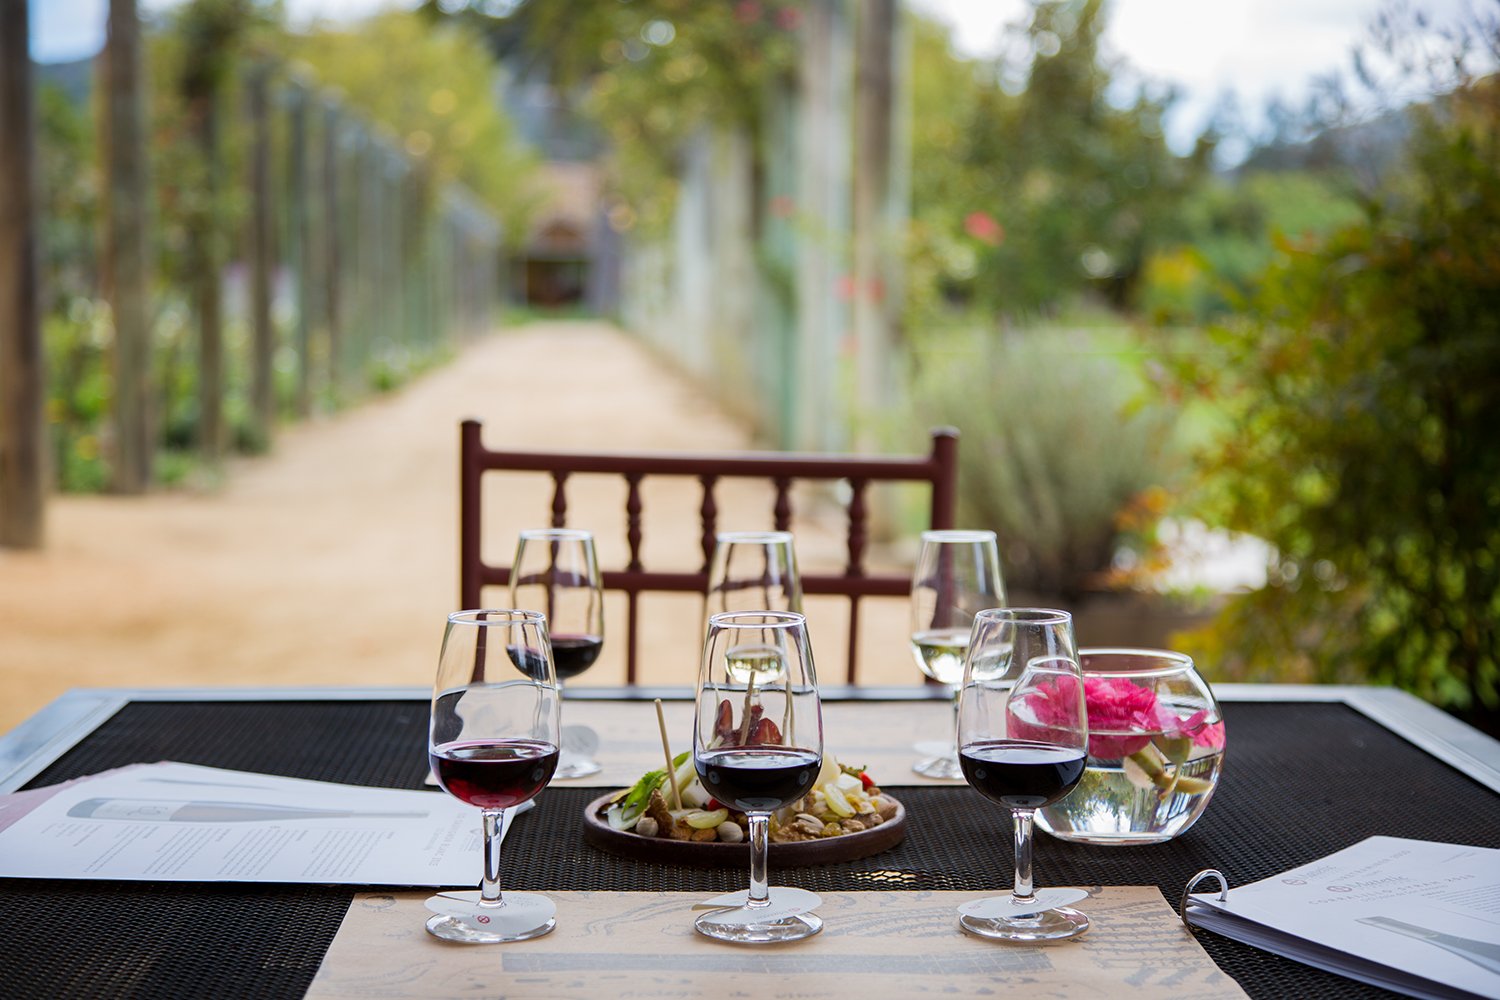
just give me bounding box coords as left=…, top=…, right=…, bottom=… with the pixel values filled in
left=66, top=798, right=427, bottom=823
left=1358, top=916, right=1500, bottom=976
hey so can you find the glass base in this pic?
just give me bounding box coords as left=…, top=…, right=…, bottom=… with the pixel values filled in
left=426, top=913, right=556, bottom=944
left=960, top=906, right=1089, bottom=943
left=694, top=910, right=823, bottom=944
left=913, top=753, right=964, bottom=780
left=425, top=891, right=557, bottom=944
left=553, top=754, right=603, bottom=779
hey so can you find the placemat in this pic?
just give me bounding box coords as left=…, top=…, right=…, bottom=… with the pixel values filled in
left=307, top=888, right=1247, bottom=999
left=2, top=698, right=1496, bottom=999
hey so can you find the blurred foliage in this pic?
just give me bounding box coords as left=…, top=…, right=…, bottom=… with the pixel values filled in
left=1137, top=172, right=1364, bottom=325
left=907, top=0, right=1206, bottom=322
left=911, top=323, right=1174, bottom=597
left=1161, top=57, right=1500, bottom=721
left=33, top=1, right=518, bottom=491
left=285, top=10, right=541, bottom=242
left=425, top=0, right=803, bottom=239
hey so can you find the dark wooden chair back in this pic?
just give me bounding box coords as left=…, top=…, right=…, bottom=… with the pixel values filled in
left=459, top=419, right=958, bottom=684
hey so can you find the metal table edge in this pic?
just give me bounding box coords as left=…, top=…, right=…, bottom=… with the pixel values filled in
left=3, top=683, right=1498, bottom=795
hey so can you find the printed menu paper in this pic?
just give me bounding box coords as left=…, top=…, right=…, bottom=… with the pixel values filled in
left=1186, top=836, right=1500, bottom=1000
left=0, top=762, right=526, bottom=886
left=309, top=887, right=1248, bottom=999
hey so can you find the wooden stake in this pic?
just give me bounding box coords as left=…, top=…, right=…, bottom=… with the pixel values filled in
left=654, top=699, right=681, bottom=809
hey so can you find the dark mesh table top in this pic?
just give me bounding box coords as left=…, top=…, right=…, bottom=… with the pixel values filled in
left=3, top=698, right=1496, bottom=999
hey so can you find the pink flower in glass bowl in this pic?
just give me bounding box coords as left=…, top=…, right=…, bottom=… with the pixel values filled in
left=1079, top=677, right=1162, bottom=759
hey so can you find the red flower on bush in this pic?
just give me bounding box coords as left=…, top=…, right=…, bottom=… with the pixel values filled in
left=964, top=211, right=1003, bottom=246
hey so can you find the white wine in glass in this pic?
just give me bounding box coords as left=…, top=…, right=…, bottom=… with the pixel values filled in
left=909, top=529, right=1006, bottom=778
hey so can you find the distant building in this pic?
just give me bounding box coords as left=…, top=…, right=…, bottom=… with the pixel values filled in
left=499, top=65, right=619, bottom=312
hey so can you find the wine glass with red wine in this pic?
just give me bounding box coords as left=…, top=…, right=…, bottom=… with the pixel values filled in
left=427, top=609, right=561, bottom=944
left=693, top=611, right=824, bottom=944
left=956, top=608, right=1090, bottom=942
left=511, top=528, right=604, bottom=778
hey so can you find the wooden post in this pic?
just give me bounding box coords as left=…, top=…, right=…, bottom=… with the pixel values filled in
left=0, top=0, right=46, bottom=546
left=321, top=98, right=341, bottom=390
left=794, top=0, right=853, bottom=451
left=189, top=72, right=224, bottom=462
left=101, top=0, right=153, bottom=493
left=246, top=63, right=275, bottom=450
left=287, top=82, right=312, bottom=416
left=852, top=0, right=906, bottom=451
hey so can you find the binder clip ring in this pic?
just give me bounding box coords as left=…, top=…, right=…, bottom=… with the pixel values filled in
left=1179, top=869, right=1229, bottom=930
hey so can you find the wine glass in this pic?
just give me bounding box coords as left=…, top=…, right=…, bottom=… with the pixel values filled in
left=956, top=608, right=1089, bottom=942
left=706, top=530, right=802, bottom=684
left=909, top=529, right=1006, bottom=778
left=427, top=609, right=562, bottom=944
left=511, top=528, right=604, bottom=779
left=692, top=611, right=824, bottom=944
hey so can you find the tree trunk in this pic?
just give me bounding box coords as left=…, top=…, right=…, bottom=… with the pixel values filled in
left=101, top=0, right=153, bottom=493
left=191, top=92, right=225, bottom=461
left=0, top=0, right=46, bottom=546
left=246, top=64, right=274, bottom=451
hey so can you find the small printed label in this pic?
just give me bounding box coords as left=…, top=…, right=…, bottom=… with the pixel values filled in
left=694, top=887, right=822, bottom=925
left=425, top=890, right=556, bottom=932
left=958, top=888, right=1090, bottom=918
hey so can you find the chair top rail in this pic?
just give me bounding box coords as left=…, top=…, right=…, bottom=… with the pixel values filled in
left=467, top=423, right=957, bottom=483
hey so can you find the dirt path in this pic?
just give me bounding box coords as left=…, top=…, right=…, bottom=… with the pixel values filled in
left=0, top=321, right=918, bottom=736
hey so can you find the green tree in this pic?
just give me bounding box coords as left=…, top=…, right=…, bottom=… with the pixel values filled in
left=285, top=10, right=540, bottom=236
left=908, top=0, right=1202, bottom=319
left=1168, top=72, right=1500, bottom=726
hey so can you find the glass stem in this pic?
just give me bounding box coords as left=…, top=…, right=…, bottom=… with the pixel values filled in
left=949, top=686, right=961, bottom=759
left=480, top=807, right=507, bottom=908
left=1011, top=807, right=1035, bottom=903
left=747, top=811, right=771, bottom=908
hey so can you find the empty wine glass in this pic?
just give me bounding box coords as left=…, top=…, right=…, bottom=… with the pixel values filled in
left=956, top=608, right=1089, bottom=942
left=909, top=529, right=1006, bottom=778
left=706, top=531, right=803, bottom=685
left=427, top=609, right=561, bottom=944
left=511, top=528, right=603, bottom=779
left=693, top=611, right=825, bottom=944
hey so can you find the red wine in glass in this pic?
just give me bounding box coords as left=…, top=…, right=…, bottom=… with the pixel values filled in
left=549, top=634, right=603, bottom=681
left=427, top=610, right=560, bottom=944
left=958, top=739, right=1086, bottom=810
left=430, top=738, right=560, bottom=810
left=695, top=746, right=820, bottom=812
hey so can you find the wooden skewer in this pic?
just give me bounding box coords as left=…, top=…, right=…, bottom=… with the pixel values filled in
left=654, top=698, right=681, bottom=809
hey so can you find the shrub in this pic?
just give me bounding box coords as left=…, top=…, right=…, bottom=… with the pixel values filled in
left=912, top=325, right=1173, bottom=597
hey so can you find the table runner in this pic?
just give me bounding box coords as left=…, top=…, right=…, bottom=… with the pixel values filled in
left=2, top=698, right=1496, bottom=999
left=308, top=888, right=1247, bottom=999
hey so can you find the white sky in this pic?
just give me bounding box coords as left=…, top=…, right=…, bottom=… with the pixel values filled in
left=31, top=0, right=1485, bottom=150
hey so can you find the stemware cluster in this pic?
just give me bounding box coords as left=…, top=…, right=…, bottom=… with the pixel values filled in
left=427, top=524, right=1097, bottom=947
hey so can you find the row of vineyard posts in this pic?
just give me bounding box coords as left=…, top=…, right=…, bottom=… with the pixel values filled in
left=0, top=0, right=503, bottom=548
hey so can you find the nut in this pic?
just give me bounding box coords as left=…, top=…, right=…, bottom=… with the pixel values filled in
left=715, top=821, right=744, bottom=843
left=635, top=816, right=660, bottom=838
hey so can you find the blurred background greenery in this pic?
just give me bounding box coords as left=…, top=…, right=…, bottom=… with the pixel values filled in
left=13, top=0, right=1498, bottom=731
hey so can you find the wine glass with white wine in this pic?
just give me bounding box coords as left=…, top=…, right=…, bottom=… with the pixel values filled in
left=909, top=529, right=1006, bottom=778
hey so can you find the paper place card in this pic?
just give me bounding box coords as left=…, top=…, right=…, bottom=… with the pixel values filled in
left=693, top=886, right=822, bottom=924
left=958, top=887, right=1091, bottom=918
left=425, top=890, right=557, bottom=932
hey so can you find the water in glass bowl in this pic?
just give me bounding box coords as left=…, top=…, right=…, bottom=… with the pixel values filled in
left=1035, top=718, right=1224, bottom=844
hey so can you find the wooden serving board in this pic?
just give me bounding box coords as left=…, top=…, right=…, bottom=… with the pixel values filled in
left=581, top=792, right=906, bottom=867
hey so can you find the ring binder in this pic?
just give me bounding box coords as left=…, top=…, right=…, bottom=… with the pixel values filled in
left=1179, top=868, right=1228, bottom=929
